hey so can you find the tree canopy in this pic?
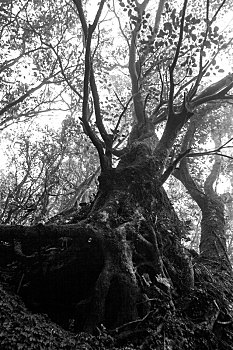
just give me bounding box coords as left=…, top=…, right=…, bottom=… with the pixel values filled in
left=0, top=0, right=233, bottom=349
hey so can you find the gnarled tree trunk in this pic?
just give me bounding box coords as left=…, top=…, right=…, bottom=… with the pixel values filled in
left=0, top=140, right=233, bottom=349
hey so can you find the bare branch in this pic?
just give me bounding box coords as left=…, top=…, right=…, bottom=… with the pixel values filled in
left=49, top=44, right=83, bottom=99
left=0, top=75, right=58, bottom=118
left=160, top=148, right=191, bottom=185
left=112, top=0, right=130, bottom=49
left=187, top=136, right=233, bottom=159
left=112, top=95, right=134, bottom=141
left=211, top=0, right=228, bottom=21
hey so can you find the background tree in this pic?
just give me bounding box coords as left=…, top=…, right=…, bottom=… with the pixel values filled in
left=0, top=118, right=98, bottom=225
left=0, top=0, right=233, bottom=349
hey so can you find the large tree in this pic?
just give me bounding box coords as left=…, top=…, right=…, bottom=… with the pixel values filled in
left=0, top=0, right=233, bottom=348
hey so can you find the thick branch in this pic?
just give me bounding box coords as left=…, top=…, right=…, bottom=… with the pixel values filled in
left=173, top=121, right=206, bottom=209
left=192, top=73, right=233, bottom=107
left=128, top=0, right=149, bottom=125
left=90, top=66, right=111, bottom=147
left=82, top=28, right=105, bottom=164
left=92, top=0, right=106, bottom=30
left=75, top=0, right=108, bottom=170
left=72, top=0, right=88, bottom=39
left=0, top=222, right=94, bottom=242
left=168, top=0, right=188, bottom=117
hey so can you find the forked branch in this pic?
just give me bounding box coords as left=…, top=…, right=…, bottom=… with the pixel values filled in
left=73, top=0, right=110, bottom=170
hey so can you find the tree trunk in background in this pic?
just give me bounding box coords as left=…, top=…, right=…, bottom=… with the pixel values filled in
left=174, top=120, right=231, bottom=272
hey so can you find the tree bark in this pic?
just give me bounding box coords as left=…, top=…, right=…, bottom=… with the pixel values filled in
left=0, top=142, right=233, bottom=349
